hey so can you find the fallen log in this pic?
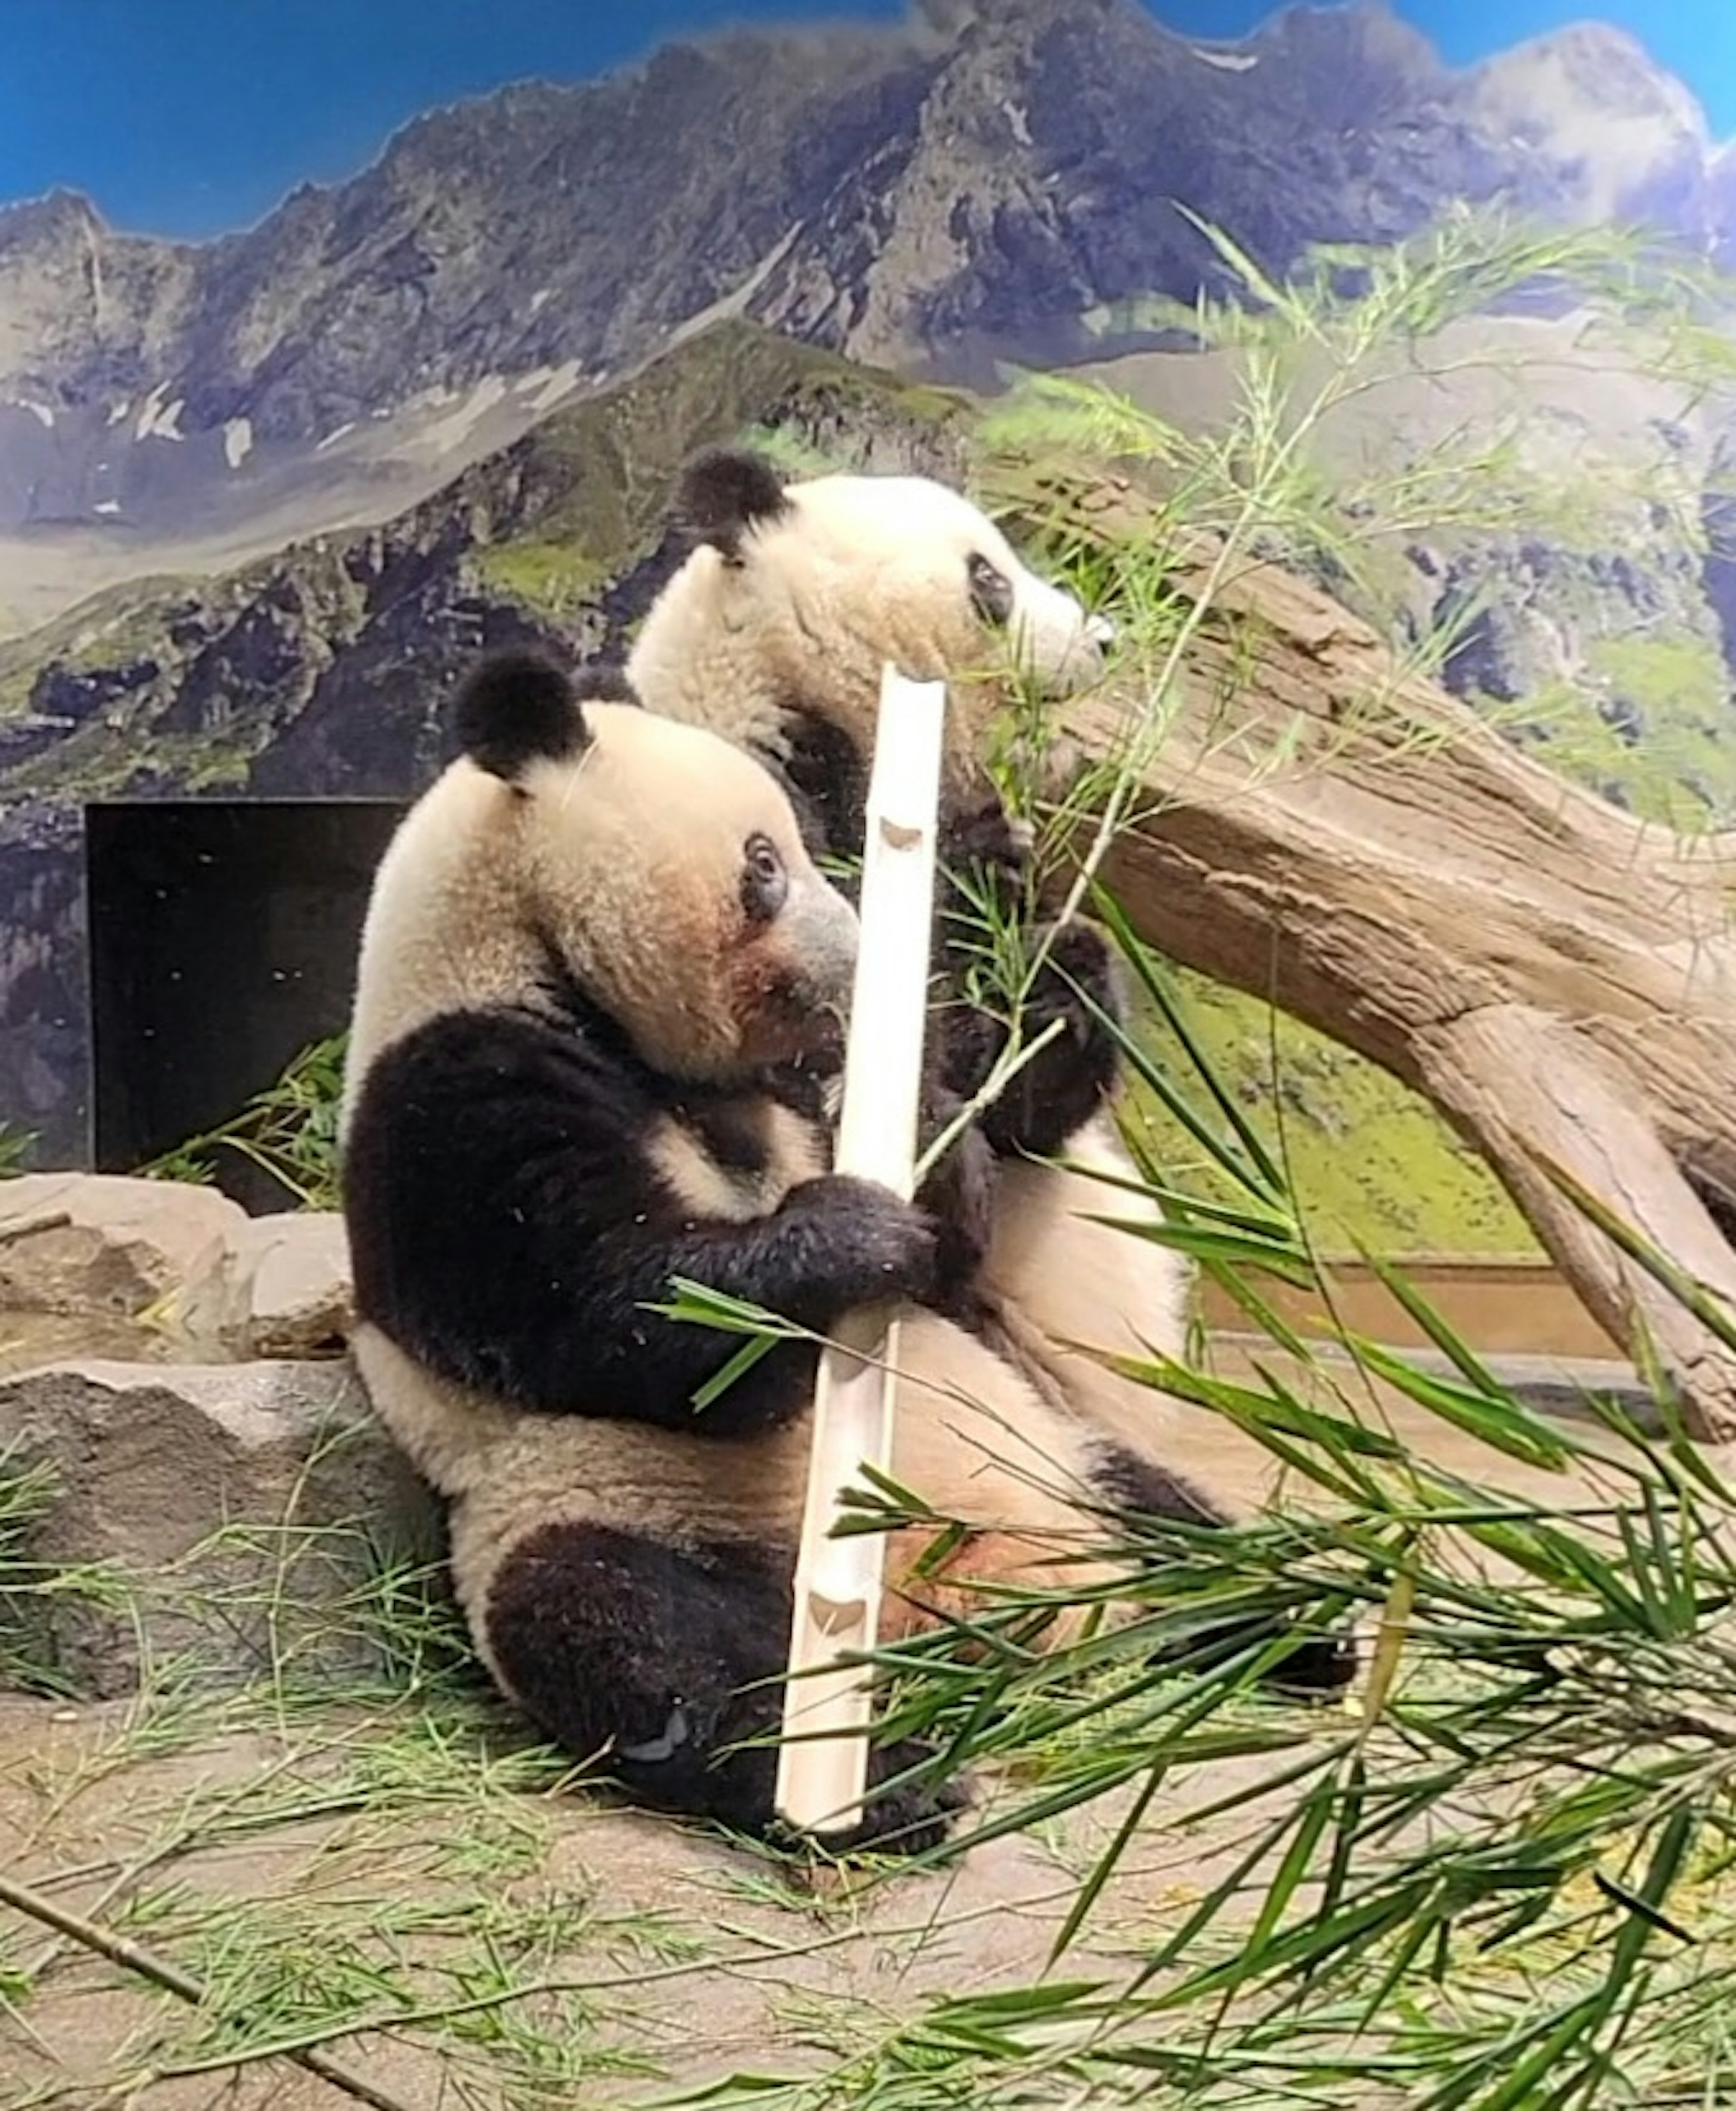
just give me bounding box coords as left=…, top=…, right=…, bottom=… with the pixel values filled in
left=997, top=464, right=1736, bottom=1441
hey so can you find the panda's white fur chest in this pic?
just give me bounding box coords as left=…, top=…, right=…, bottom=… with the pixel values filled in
left=643, top=1098, right=828, bottom=1225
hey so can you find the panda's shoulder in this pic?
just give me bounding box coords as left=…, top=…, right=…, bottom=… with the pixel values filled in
left=348, top=1003, right=655, bottom=1164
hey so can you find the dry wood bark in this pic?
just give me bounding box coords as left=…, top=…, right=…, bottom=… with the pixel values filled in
left=995, top=465, right=1736, bottom=1441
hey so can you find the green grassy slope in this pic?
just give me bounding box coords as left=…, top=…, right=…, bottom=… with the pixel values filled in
left=1120, top=973, right=1538, bottom=1258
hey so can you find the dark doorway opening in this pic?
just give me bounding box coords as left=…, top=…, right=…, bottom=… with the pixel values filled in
left=85, top=799, right=404, bottom=1213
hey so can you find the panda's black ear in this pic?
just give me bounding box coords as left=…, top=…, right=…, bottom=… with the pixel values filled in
left=455, top=649, right=591, bottom=782
left=677, top=445, right=789, bottom=560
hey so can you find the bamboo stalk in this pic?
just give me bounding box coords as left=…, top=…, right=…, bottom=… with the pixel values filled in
left=774, top=663, right=946, bottom=1840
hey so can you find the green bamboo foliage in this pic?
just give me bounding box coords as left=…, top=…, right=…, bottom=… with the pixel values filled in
left=135, top=1033, right=346, bottom=1209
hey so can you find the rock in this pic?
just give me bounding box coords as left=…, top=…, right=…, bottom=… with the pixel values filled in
left=0, top=1357, right=443, bottom=1699
left=244, top=1213, right=355, bottom=1357
left=0, top=1176, right=357, bottom=1364
left=173, top=1209, right=354, bottom=1361
left=0, top=1173, right=247, bottom=1322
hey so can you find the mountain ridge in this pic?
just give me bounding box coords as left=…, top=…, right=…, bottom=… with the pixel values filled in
left=0, top=0, right=1728, bottom=581
left=3, top=0, right=1732, bottom=1254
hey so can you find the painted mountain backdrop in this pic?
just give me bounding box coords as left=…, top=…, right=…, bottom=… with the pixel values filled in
left=0, top=0, right=1729, bottom=627
left=3, top=0, right=1735, bottom=1248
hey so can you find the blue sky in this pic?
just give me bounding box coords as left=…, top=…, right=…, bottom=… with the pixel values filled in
left=4, top=1, right=1732, bottom=238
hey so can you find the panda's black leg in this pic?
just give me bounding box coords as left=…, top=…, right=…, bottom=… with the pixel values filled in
left=1091, top=1445, right=1359, bottom=1700
left=481, top=1519, right=966, bottom=1854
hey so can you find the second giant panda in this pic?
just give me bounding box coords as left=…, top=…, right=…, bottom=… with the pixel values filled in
left=625, top=448, right=1216, bottom=1508
left=340, top=650, right=1353, bottom=1856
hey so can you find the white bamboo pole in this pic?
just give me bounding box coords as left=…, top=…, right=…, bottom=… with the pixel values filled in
left=773, top=662, right=947, bottom=1841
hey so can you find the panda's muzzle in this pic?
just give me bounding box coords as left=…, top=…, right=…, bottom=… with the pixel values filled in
left=745, top=874, right=859, bottom=1066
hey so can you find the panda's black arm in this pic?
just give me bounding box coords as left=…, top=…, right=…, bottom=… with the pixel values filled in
left=342, top=1009, right=939, bottom=1438
left=933, top=916, right=1128, bottom=1161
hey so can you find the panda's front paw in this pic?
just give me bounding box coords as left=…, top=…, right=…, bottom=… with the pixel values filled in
left=1033, top=918, right=1127, bottom=1036
left=768, top=1741, right=969, bottom=1861
left=781, top=1175, right=940, bottom=1316
left=1264, top=1627, right=1360, bottom=1699
left=939, top=794, right=1033, bottom=929
left=978, top=919, right=1125, bottom=1160
left=944, top=794, right=1033, bottom=878
left=1150, top=1614, right=1361, bottom=1702
left=916, top=1120, right=996, bottom=1307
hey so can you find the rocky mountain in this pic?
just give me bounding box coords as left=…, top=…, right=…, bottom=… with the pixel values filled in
left=0, top=322, right=972, bottom=1162
left=0, top=0, right=1729, bottom=629
left=0, top=309, right=1706, bottom=1261
left=0, top=323, right=971, bottom=803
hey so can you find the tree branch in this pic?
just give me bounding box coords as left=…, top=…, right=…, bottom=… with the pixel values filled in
left=1000, top=465, right=1736, bottom=1439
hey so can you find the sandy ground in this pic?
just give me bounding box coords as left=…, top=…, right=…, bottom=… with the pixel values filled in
left=0, top=1691, right=1381, bottom=2111
left=0, top=1348, right=1684, bottom=2110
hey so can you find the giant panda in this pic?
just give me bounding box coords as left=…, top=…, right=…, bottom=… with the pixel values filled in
left=624, top=447, right=1217, bottom=1507
left=340, top=649, right=1353, bottom=1857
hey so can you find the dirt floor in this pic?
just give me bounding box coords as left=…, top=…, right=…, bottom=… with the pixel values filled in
left=0, top=1336, right=1686, bottom=2111
left=0, top=1692, right=1118, bottom=2109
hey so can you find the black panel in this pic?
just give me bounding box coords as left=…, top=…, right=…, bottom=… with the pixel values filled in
left=84, top=798, right=403, bottom=1211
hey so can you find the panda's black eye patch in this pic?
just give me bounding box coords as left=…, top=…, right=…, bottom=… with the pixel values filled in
left=740, top=832, right=788, bottom=923
left=968, top=553, right=1014, bottom=625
